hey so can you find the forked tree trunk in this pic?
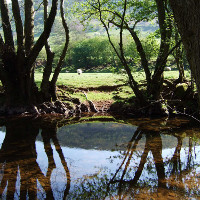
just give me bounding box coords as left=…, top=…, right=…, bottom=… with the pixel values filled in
left=169, top=0, right=200, bottom=106
left=50, top=0, right=70, bottom=101
left=0, top=0, right=58, bottom=112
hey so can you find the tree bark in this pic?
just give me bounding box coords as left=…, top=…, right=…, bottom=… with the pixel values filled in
left=41, top=0, right=55, bottom=101
left=129, top=29, right=151, bottom=88
left=27, top=0, right=58, bottom=69
left=12, top=0, right=24, bottom=53
left=148, top=0, right=172, bottom=100
left=50, top=0, right=70, bottom=101
left=169, top=0, right=200, bottom=106
left=24, top=0, right=35, bottom=55
left=0, top=0, right=14, bottom=48
left=0, top=0, right=59, bottom=110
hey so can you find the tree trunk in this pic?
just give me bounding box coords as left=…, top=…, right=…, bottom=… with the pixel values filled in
left=128, top=28, right=151, bottom=89
left=3, top=61, right=39, bottom=107
left=0, top=0, right=14, bottom=48
left=148, top=0, right=172, bottom=100
left=169, top=0, right=200, bottom=106
left=0, top=0, right=59, bottom=113
left=50, top=0, right=70, bottom=101
left=24, top=0, right=34, bottom=55
left=41, top=0, right=55, bottom=101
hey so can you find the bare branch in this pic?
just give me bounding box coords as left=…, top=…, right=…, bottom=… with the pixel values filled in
left=27, top=0, right=58, bottom=69
left=35, top=0, right=44, bottom=12
left=0, top=0, right=14, bottom=48
left=51, top=0, right=70, bottom=88
left=12, top=0, right=24, bottom=54
left=24, top=0, right=35, bottom=55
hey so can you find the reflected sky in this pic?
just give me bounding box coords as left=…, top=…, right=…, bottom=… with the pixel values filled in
left=0, top=119, right=200, bottom=199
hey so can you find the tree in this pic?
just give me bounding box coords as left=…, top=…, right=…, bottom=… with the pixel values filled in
left=0, top=119, right=70, bottom=199
left=169, top=0, right=200, bottom=107
left=0, top=0, right=69, bottom=114
left=75, top=0, right=172, bottom=114
left=171, top=30, right=185, bottom=82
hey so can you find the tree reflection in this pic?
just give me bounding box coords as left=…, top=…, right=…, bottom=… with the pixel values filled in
left=105, top=127, right=200, bottom=199
left=0, top=119, right=70, bottom=199
left=68, top=125, right=199, bottom=199
left=0, top=118, right=199, bottom=199
left=106, top=129, right=166, bottom=199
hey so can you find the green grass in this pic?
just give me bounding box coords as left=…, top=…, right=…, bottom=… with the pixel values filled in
left=35, top=71, right=156, bottom=89
left=35, top=73, right=127, bottom=88
left=72, top=91, right=114, bottom=101
left=35, top=71, right=184, bottom=102
left=57, top=73, right=126, bottom=88
left=164, top=70, right=190, bottom=79
left=35, top=71, right=184, bottom=89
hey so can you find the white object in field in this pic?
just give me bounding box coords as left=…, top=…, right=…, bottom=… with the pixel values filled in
left=77, top=69, right=82, bottom=75
left=165, top=67, right=171, bottom=71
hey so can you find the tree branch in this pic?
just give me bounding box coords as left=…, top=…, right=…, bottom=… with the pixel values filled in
left=51, top=0, right=70, bottom=87
left=24, top=0, right=35, bottom=55
left=41, top=0, right=55, bottom=99
left=0, top=0, right=15, bottom=48
left=12, top=0, right=24, bottom=55
left=27, top=0, right=58, bottom=70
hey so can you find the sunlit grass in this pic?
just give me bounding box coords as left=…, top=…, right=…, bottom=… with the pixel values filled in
left=35, top=73, right=126, bottom=88
left=56, top=73, right=126, bottom=88
left=35, top=71, right=184, bottom=102
left=35, top=71, right=182, bottom=88
left=164, top=70, right=190, bottom=79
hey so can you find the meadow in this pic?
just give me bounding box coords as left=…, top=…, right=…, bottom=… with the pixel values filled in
left=35, top=70, right=190, bottom=103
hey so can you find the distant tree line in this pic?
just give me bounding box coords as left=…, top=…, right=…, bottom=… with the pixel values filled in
left=43, top=34, right=160, bottom=73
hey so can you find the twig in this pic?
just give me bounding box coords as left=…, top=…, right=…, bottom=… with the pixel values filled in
left=167, top=104, right=200, bottom=123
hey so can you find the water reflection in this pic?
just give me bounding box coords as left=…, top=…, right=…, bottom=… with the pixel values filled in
left=0, top=119, right=70, bottom=199
left=0, top=118, right=200, bottom=199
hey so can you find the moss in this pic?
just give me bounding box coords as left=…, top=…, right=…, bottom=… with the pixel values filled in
left=175, top=83, right=189, bottom=98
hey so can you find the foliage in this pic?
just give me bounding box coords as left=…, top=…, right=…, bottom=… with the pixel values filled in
left=45, top=33, right=160, bottom=73
left=70, top=36, right=112, bottom=70
left=18, top=0, right=161, bottom=75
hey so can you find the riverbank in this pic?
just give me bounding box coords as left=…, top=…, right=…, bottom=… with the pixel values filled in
left=0, top=72, right=198, bottom=121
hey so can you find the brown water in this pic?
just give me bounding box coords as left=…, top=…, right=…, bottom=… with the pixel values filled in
left=0, top=117, right=200, bottom=199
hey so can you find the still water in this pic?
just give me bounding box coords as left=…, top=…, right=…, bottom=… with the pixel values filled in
left=0, top=117, right=200, bottom=199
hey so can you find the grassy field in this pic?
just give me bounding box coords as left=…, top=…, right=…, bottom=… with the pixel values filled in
left=35, top=73, right=127, bottom=88
left=35, top=71, right=191, bottom=102
left=35, top=72, right=142, bottom=102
